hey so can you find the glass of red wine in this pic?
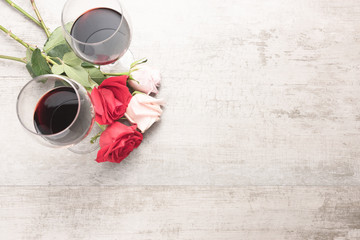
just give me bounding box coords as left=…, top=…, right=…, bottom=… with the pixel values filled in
left=61, top=0, right=132, bottom=68
left=16, top=74, right=98, bottom=153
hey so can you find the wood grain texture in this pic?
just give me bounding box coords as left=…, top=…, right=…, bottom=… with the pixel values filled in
left=0, top=0, right=360, bottom=185
left=1, top=0, right=360, bottom=238
left=0, top=186, right=360, bottom=240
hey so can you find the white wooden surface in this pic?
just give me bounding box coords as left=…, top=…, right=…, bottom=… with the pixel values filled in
left=1, top=186, right=360, bottom=240
left=0, top=0, right=360, bottom=239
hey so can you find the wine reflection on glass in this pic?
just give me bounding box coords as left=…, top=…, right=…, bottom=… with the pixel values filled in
left=16, top=74, right=97, bottom=153
left=61, top=0, right=133, bottom=68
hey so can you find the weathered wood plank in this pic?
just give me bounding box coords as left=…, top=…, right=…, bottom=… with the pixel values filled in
left=0, top=186, right=359, bottom=240
left=1, top=0, right=360, bottom=185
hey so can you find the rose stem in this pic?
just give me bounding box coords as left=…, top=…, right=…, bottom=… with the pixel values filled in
left=30, top=0, right=50, bottom=38
left=0, top=55, right=26, bottom=63
left=90, top=131, right=102, bottom=144
left=102, top=72, right=129, bottom=76
left=0, top=25, right=56, bottom=65
left=130, top=58, right=147, bottom=69
left=0, top=25, right=35, bottom=50
left=96, top=122, right=106, bottom=131
left=5, top=0, right=42, bottom=27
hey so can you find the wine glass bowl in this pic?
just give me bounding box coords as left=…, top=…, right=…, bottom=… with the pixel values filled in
left=61, top=0, right=132, bottom=65
left=16, top=74, right=95, bottom=148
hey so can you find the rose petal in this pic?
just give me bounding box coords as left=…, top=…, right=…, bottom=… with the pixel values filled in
left=125, top=94, right=164, bottom=132
left=99, top=122, right=135, bottom=147
left=100, top=75, right=128, bottom=88
left=91, top=75, right=132, bottom=124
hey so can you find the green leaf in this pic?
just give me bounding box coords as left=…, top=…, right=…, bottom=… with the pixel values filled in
left=51, top=64, right=64, bottom=75
left=43, top=26, right=65, bottom=53
left=31, top=48, right=51, bottom=76
left=26, top=48, right=33, bottom=63
left=81, top=62, right=96, bottom=68
left=86, top=67, right=106, bottom=85
left=64, top=64, right=91, bottom=87
left=54, top=80, right=69, bottom=88
left=63, top=51, right=82, bottom=66
left=132, top=90, right=146, bottom=96
left=26, top=49, right=35, bottom=77
left=26, top=62, right=35, bottom=78
left=43, top=22, right=72, bottom=53
left=88, top=78, right=98, bottom=89
left=47, top=44, right=71, bottom=59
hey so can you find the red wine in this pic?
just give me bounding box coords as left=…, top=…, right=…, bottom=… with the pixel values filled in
left=70, top=7, right=131, bottom=65
left=34, top=87, right=79, bottom=135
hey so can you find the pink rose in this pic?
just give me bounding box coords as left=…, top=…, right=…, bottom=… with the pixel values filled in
left=129, top=65, right=161, bottom=95
left=96, top=122, right=143, bottom=163
left=91, top=76, right=132, bottom=125
left=125, top=94, right=164, bottom=133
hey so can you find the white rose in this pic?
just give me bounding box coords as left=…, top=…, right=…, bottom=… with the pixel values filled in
left=128, top=65, right=161, bottom=95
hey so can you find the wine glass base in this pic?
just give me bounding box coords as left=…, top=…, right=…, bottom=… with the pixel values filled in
left=68, top=123, right=101, bottom=154
left=100, top=49, right=135, bottom=73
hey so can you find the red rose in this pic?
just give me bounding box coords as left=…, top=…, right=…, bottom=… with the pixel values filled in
left=91, top=76, right=132, bottom=125
left=96, top=122, right=143, bottom=163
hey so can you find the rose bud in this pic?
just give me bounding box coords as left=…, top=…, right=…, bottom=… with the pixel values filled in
left=128, top=65, right=161, bottom=95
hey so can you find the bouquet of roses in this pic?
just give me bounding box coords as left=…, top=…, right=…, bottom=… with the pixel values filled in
left=0, top=0, right=164, bottom=163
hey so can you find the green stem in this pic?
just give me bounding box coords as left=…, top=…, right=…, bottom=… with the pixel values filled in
left=43, top=54, right=56, bottom=65
left=0, top=25, right=56, bottom=65
left=30, top=0, right=50, bottom=38
left=130, top=58, right=147, bottom=69
left=103, top=71, right=129, bottom=76
left=0, top=25, right=35, bottom=50
left=96, top=122, right=106, bottom=131
left=0, top=54, right=26, bottom=63
left=5, top=0, right=42, bottom=27
left=90, top=131, right=102, bottom=144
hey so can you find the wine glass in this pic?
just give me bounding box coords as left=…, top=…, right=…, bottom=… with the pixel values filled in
left=16, top=74, right=98, bottom=153
left=61, top=0, right=133, bottom=69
